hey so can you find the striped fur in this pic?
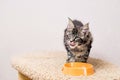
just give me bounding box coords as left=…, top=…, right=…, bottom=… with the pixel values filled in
left=64, top=18, right=93, bottom=63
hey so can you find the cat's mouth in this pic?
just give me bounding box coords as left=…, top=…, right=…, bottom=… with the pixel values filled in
left=70, top=42, right=76, bottom=46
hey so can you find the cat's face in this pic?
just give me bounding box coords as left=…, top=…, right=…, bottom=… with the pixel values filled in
left=65, top=18, right=89, bottom=49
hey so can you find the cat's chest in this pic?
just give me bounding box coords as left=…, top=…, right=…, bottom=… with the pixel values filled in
left=71, top=45, right=87, bottom=55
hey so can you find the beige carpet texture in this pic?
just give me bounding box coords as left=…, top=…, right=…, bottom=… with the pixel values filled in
left=11, top=51, right=120, bottom=80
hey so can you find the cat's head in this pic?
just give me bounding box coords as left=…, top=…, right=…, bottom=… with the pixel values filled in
left=65, top=18, right=89, bottom=49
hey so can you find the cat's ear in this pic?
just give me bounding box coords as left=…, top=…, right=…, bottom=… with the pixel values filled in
left=67, top=17, right=75, bottom=29
left=81, top=23, right=89, bottom=36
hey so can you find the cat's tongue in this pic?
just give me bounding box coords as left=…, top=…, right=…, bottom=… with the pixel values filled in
left=70, top=42, right=75, bottom=46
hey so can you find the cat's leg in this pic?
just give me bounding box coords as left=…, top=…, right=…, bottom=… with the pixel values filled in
left=82, top=43, right=92, bottom=62
left=66, top=51, right=75, bottom=63
left=64, top=44, right=75, bottom=62
left=82, top=52, right=90, bottom=62
left=78, top=43, right=92, bottom=62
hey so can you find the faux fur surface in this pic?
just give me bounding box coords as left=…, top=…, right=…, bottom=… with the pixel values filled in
left=12, top=51, right=120, bottom=80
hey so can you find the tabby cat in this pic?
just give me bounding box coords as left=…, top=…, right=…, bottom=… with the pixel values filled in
left=64, top=18, right=93, bottom=63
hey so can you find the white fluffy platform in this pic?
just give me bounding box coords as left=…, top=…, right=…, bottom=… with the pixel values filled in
left=11, top=51, right=120, bottom=80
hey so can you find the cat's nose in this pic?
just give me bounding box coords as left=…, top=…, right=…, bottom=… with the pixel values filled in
left=70, top=39, right=74, bottom=42
left=70, top=39, right=75, bottom=42
left=70, top=40, right=72, bottom=42
left=70, top=40, right=74, bottom=42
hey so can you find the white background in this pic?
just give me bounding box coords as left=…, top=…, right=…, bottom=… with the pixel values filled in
left=0, top=0, right=120, bottom=80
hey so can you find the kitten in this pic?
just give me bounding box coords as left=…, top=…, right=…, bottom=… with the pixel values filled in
left=64, top=18, right=93, bottom=63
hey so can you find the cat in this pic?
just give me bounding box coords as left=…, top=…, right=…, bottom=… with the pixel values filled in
left=64, top=18, right=93, bottom=63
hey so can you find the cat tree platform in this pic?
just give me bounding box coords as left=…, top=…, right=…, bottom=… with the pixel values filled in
left=11, top=51, right=120, bottom=80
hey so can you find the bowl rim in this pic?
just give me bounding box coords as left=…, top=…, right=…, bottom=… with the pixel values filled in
left=64, top=62, right=93, bottom=69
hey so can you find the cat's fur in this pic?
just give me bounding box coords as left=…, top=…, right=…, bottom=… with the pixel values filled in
left=64, top=18, right=93, bottom=63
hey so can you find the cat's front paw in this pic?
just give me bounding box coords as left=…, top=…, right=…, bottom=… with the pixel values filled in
left=66, top=57, right=75, bottom=63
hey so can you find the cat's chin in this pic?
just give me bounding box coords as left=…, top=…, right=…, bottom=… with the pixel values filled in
left=69, top=44, right=78, bottom=49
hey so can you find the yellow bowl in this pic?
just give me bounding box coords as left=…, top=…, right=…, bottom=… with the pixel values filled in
left=62, top=62, right=94, bottom=76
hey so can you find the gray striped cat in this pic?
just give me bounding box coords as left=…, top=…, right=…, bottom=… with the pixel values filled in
left=64, top=18, right=93, bottom=63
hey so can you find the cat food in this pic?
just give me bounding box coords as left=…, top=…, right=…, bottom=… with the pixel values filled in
left=62, top=62, right=94, bottom=76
